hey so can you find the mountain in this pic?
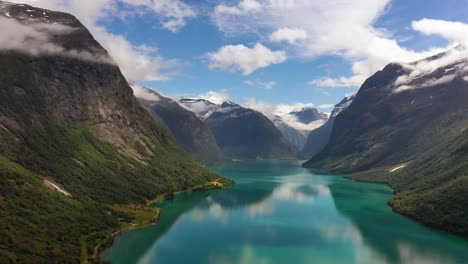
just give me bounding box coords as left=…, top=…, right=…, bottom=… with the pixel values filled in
left=0, top=3, right=229, bottom=263
left=180, top=99, right=299, bottom=159
left=134, top=86, right=224, bottom=165
left=272, top=107, right=328, bottom=150
left=304, top=48, right=468, bottom=236
left=290, top=107, right=328, bottom=124
left=301, top=95, right=355, bottom=159
left=272, top=116, right=307, bottom=150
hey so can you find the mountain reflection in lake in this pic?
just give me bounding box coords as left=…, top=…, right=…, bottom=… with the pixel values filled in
left=104, top=160, right=468, bottom=264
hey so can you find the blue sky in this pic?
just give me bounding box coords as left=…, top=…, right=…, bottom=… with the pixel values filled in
left=13, top=0, right=468, bottom=113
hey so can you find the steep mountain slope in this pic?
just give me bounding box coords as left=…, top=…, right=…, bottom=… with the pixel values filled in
left=388, top=130, right=468, bottom=235
left=135, top=87, right=224, bottom=165
left=0, top=2, right=227, bottom=263
left=180, top=99, right=299, bottom=159
left=272, top=116, right=307, bottom=150
left=305, top=49, right=468, bottom=235
left=301, top=95, right=355, bottom=159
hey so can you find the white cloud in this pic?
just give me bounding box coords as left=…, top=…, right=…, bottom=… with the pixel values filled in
left=120, top=0, right=196, bottom=32
left=214, top=0, right=262, bottom=16
left=269, top=27, right=307, bottom=44
left=93, top=27, right=179, bottom=81
left=309, top=75, right=364, bottom=88
left=412, top=19, right=468, bottom=44
left=392, top=18, right=468, bottom=93
left=212, top=0, right=452, bottom=88
left=243, top=97, right=277, bottom=118
left=130, top=83, right=161, bottom=101
left=317, top=104, right=335, bottom=109
left=197, top=90, right=231, bottom=105
left=176, top=90, right=232, bottom=120
left=244, top=79, right=277, bottom=89
left=0, top=16, right=113, bottom=64
left=243, top=98, right=326, bottom=132
left=394, top=74, right=456, bottom=93
left=207, top=43, right=286, bottom=75
left=7, top=0, right=191, bottom=81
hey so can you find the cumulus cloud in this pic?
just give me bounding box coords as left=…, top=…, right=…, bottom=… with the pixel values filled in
left=0, top=16, right=114, bottom=63
left=269, top=27, right=307, bottom=44
left=129, top=83, right=161, bottom=101
left=8, top=0, right=192, bottom=81
left=412, top=19, right=468, bottom=44
left=93, top=27, right=179, bottom=81
left=207, top=43, right=286, bottom=75
left=212, top=0, right=452, bottom=88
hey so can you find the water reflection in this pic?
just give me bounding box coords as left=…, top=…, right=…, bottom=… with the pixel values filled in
left=328, top=180, right=467, bottom=264
left=104, top=160, right=468, bottom=264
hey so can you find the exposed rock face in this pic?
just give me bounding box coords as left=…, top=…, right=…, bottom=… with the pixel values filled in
left=136, top=87, right=224, bottom=165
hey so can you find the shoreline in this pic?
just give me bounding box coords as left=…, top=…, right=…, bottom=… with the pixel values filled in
left=95, top=178, right=234, bottom=262
left=309, top=166, right=468, bottom=239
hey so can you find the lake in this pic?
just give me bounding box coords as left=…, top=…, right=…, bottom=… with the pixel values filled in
left=103, top=160, right=468, bottom=264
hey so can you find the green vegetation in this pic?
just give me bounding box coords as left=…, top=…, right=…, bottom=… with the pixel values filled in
left=111, top=204, right=161, bottom=230
left=388, top=130, right=468, bottom=236
left=140, top=93, right=224, bottom=165
left=304, top=60, right=468, bottom=236
left=0, top=155, right=118, bottom=264
left=0, top=22, right=232, bottom=263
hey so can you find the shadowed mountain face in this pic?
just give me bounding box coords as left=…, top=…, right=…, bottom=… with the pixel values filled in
left=179, top=100, right=299, bottom=160
left=136, top=88, right=224, bottom=165
left=305, top=49, right=468, bottom=236
left=204, top=102, right=299, bottom=160
left=306, top=61, right=468, bottom=172
left=301, top=95, right=355, bottom=159
left=290, top=108, right=328, bottom=124
left=0, top=2, right=221, bottom=263
left=273, top=116, right=307, bottom=150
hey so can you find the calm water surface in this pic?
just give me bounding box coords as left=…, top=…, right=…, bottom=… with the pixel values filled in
left=103, top=160, right=468, bottom=264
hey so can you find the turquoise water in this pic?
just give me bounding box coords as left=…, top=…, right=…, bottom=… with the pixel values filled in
left=103, top=160, right=468, bottom=264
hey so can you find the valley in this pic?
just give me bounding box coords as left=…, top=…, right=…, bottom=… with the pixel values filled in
left=0, top=1, right=467, bottom=263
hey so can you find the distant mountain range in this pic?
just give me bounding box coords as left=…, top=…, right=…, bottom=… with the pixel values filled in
left=134, top=86, right=224, bottom=165
left=272, top=116, right=308, bottom=150
left=301, top=94, right=355, bottom=159
left=290, top=107, right=328, bottom=124
left=305, top=48, right=468, bottom=236
left=179, top=99, right=299, bottom=160
left=273, top=107, right=328, bottom=150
